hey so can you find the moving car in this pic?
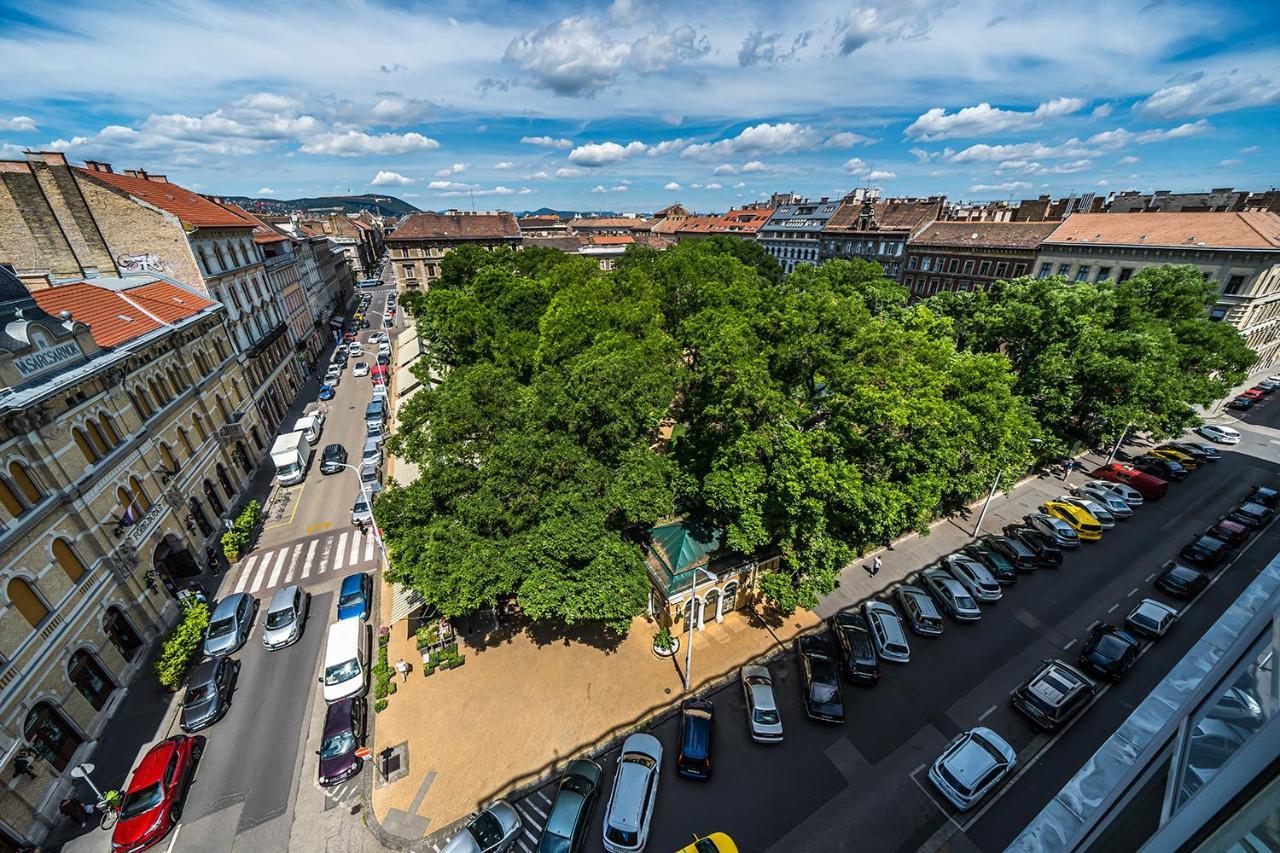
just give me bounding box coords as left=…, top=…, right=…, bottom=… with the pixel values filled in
left=961, top=542, right=1017, bottom=585
left=318, top=697, right=367, bottom=787
left=827, top=611, right=879, bottom=685
left=1079, top=624, right=1140, bottom=680
left=1090, top=463, right=1167, bottom=501
left=1022, top=512, right=1080, bottom=548
left=1197, top=424, right=1240, bottom=445
left=353, top=361, right=370, bottom=377
left=1041, top=500, right=1104, bottom=540
left=796, top=635, right=844, bottom=723
left=1054, top=495, right=1117, bottom=528
left=443, top=800, right=521, bottom=853
left=318, top=383, right=336, bottom=401
left=348, top=342, right=364, bottom=357
left=920, top=569, right=981, bottom=623
left=203, top=592, right=256, bottom=657
left=1207, top=518, right=1250, bottom=547
left=676, top=700, right=714, bottom=780
left=942, top=554, right=1002, bottom=602
left=351, top=495, right=373, bottom=527
left=538, top=759, right=603, bottom=852
left=1002, top=525, right=1064, bottom=568
left=262, top=585, right=308, bottom=650
left=928, top=727, right=1016, bottom=811
left=337, top=573, right=372, bottom=621
left=320, top=443, right=348, bottom=475
left=896, top=584, right=946, bottom=635
left=1011, top=660, right=1096, bottom=731
left=111, top=736, right=200, bottom=853
left=1133, top=455, right=1187, bottom=482
left=1125, top=598, right=1178, bottom=639
left=740, top=665, right=783, bottom=742
left=601, top=734, right=662, bottom=853
left=1072, top=484, right=1134, bottom=518
left=179, top=656, right=236, bottom=733
left=676, top=835, right=738, bottom=853
left=863, top=601, right=911, bottom=663
left=1155, top=562, right=1209, bottom=599
left=1082, top=478, right=1144, bottom=507
left=324, top=367, right=342, bottom=387
left=1178, top=534, right=1230, bottom=571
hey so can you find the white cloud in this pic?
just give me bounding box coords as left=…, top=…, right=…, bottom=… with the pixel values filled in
left=908, top=147, right=938, bottom=163
left=738, top=29, right=812, bottom=67
left=371, top=170, right=416, bottom=186
left=430, top=182, right=532, bottom=198
left=734, top=181, right=746, bottom=188
left=521, top=135, right=573, bottom=149
left=428, top=180, right=473, bottom=191
left=368, top=95, right=434, bottom=125
left=0, top=116, right=37, bottom=132
left=713, top=164, right=737, bottom=175
left=494, top=161, right=515, bottom=169
left=528, top=171, right=552, bottom=180
left=843, top=157, right=870, bottom=175
left=825, top=131, right=874, bottom=148
left=1086, top=119, right=1210, bottom=148
left=1219, top=158, right=1241, bottom=166
left=568, top=140, right=647, bottom=166
left=590, top=185, right=607, bottom=193
left=1135, top=72, right=1280, bottom=118
left=868, top=170, right=896, bottom=180
left=609, top=184, right=628, bottom=192
left=300, top=130, right=439, bottom=157
left=646, top=138, right=687, bottom=156
left=834, top=0, right=947, bottom=56
left=1240, top=145, right=1259, bottom=154
left=995, top=157, right=1092, bottom=175
left=555, top=167, right=586, bottom=178
left=970, top=181, right=1033, bottom=192
left=1095, top=179, right=1109, bottom=186
left=435, top=162, right=468, bottom=177
left=664, top=181, right=681, bottom=190
left=741, top=160, right=768, bottom=173
left=257, top=187, right=276, bottom=194
left=1091, top=104, right=1114, bottom=118
left=630, top=25, right=710, bottom=73
left=682, top=122, right=821, bottom=160
left=906, top=97, right=1087, bottom=140
left=704, top=183, right=722, bottom=190
left=1118, top=155, right=1140, bottom=165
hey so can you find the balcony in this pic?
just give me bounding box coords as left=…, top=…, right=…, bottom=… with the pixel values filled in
left=218, top=410, right=248, bottom=441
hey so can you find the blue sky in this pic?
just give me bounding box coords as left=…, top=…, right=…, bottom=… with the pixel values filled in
left=1, top=0, right=1278, bottom=212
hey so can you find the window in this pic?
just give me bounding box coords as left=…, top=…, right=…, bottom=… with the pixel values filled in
left=7, top=577, right=48, bottom=628
left=87, top=420, right=110, bottom=456
left=129, top=476, right=151, bottom=512
left=962, top=259, right=975, bottom=275
left=1209, top=307, right=1227, bottom=321
left=52, top=538, right=86, bottom=582
left=1012, top=264, right=1026, bottom=276
left=23, top=702, right=81, bottom=771
left=1224, top=274, right=1246, bottom=295
left=0, top=478, right=23, bottom=518
left=68, top=650, right=114, bottom=711
left=73, top=427, right=100, bottom=464
left=149, top=378, right=167, bottom=407
left=908, top=256, right=919, bottom=270
left=1095, top=266, right=1112, bottom=282
left=995, top=262, right=1008, bottom=278
left=106, top=607, right=143, bottom=661
left=216, top=396, right=231, bottom=423
left=978, top=261, right=991, bottom=276
left=921, top=257, right=932, bottom=272
left=1038, top=263, right=1053, bottom=278
left=1057, top=263, right=1071, bottom=276
left=896, top=242, right=904, bottom=256
left=1117, top=267, right=1134, bottom=283
left=1074, top=265, right=1091, bottom=282
left=177, top=427, right=195, bottom=458
left=947, top=259, right=959, bottom=274
left=194, top=413, right=208, bottom=442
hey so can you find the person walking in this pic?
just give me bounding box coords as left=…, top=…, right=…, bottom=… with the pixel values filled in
left=1062, top=458, right=1075, bottom=481
left=872, top=555, right=882, bottom=576
left=59, top=797, right=88, bottom=828
left=395, top=657, right=410, bottom=682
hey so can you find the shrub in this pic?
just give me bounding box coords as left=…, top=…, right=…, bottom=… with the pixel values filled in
left=374, top=699, right=388, bottom=713
left=415, top=623, right=440, bottom=650
left=220, top=500, right=263, bottom=561
left=153, top=601, right=211, bottom=690
left=654, top=627, right=675, bottom=652
left=220, top=529, right=248, bottom=562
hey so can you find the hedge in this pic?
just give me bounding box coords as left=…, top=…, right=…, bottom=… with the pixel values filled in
left=154, top=601, right=211, bottom=690
left=221, top=500, right=263, bottom=562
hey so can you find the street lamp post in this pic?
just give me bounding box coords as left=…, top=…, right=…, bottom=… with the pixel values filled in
left=70, top=763, right=105, bottom=806
left=337, top=462, right=390, bottom=568
left=972, top=439, right=1043, bottom=539
left=1105, top=423, right=1132, bottom=466
left=682, top=567, right=717, bottom=692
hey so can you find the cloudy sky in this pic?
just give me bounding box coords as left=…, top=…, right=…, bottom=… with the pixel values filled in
left=1, top=0, right=1277, bottom=212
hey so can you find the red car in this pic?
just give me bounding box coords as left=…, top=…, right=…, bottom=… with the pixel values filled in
left=342, top=332, right=357, bottom=343
left=112, top=736, right=201, bottom=852
left=1241, top=388, right=1264, bottom=400
left=1207, top=518, right=1250, bottom=547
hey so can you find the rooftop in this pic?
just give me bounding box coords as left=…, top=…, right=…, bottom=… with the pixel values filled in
left=31, top=277, right=215, bottom=348
left=825, top=198, right=939, bottom=233
left=76, top=166, right=253, bottom=229
left=389, top=211, right=520, bottom=241
left=1046, top=211, right=1280, bottom=249
left=910, top=221, right=1060, bottom=249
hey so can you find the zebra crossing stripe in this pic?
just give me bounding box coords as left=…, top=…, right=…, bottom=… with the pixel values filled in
left=333, top=532, right=348, bottom=573
left=317, top=535, right=332, bottom=575
left=233, top=554, right=259, bottom=594
left=536, top=790, right=552, bottom=807
left=264, top=547, right=290, bottom=591
left=248, top=552, right=273, bottom=594
left=517, top=840, right=531, bottom=853
left=363, top=534, right=375, bottom=563
left=348, top=533, right=360, bottom=567
left=300, top=539, right=319, bottom=580
left=284, top=543, right=305, bottom=584
left=514, top=802, right=538, bottom=826
left=523, top=798, right=548, bottom=820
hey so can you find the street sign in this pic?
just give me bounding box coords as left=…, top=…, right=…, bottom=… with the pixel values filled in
left=71, top=763, right=94, bottom=778
left=354, top=747, right=371, bottom=760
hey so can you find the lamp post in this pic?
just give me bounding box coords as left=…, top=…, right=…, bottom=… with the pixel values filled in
left=972, top=439, right=1043, bottom=539
left=682, top=567, right=717, bottom=692
left=1105, top=423, right=1132, bottom=466
left=70, top=763, right=105, bottom=806
left=336, top=462, right=390, bottom=568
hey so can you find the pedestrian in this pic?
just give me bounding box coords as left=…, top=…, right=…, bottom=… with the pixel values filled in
left=395, top=657, right=410, bottom=682
left=59, top=797, right=88, bottom=828
left=872, top=555, right=882, bottom=576
left=1062, top=458, right=1074, bottom=481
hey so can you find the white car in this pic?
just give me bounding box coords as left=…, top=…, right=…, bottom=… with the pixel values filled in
left=348, top=342, right=364, bottom=357
left=1056, top=495, right=1117, bottom=528
left=602, top=734, right=662, bottom=853
left=929, top=727, right=1016, bottom=811
left=1072, top=484, right=1134, bottom=518
left=442, top=800, right=521, bottom=853
left=1198, top=424, right=1241, bottom=444
left=1083, top=479, right=1143, bottom=507
left=323, top=368, right=341, bottom=386
left=1126, top=598, right=1178, bottom=639
left=352, top=361, right=370, bottom=377
left=740, top=665, right=783, bottom=743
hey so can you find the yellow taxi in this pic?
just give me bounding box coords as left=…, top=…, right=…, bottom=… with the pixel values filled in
left=1150, top=447, right=1198, bottom=470
left=1042, top=499, right=1103, bottom=541
left=677, top=833, right=739, bottom=853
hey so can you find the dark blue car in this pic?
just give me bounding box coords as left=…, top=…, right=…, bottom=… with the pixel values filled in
left=676, top=698, right=714, bottom=780
left=336, top=573, right=371, bottom=621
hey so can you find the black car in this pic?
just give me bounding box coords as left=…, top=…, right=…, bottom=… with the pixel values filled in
left=1228, top=501, right=1274, bottom=529
left=377, top=353, right=391, bottom=366
left=827, top=611, right=879, bottom=685
left=1078, top=624, right=1140, bottom=681
left=1003, top=525, right=1063, bottom=568
left=962, top=542, right=1018, bottom=585
left=986, top=533, right=1038, bottom=572
left=1133, top=455, right=1188, bottom=481
left=1178, top=535, right=1230, bottom=571
left=676, top=699, right=714, bottom=780
left=1247, top=485, right=1280, bottom=509
left=1155, top=562, right=1209, bottom=599
left=538, top=759, right=602, bottom=853
left=1012, top=659, right=1097, bottom=731
left=179, top=656, right=236, bottom=733
left=318, top=697, right=367, bottom=786
left=797, top=635, right=844, bottom=723
left=320, top=443, right=348, bottom=475
left=1180, top=442, right=1223, bottom=461
left=1229, top=396, right=1255, bottom=411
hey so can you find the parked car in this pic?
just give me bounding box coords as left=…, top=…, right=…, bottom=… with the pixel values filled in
left=1022, top=512, right=1080, bottom=549
left=179, top=656, right=236, bottom=732
left=1072, top=483, right=1134, bottom=518
left=443, top=800, right=521, bottom=853
left=318, top=383, right=336, bottom=401
left=1228, top=396, right=1255, bottom=411
left=324, top=368, right=342, bottom=387
left=1125, top=598, right=1178, bottom=639
left=359, top=463, right=383, bottom=499
left=896, top=584, right=946, bottom=635
left=863, top=601, right=911, bottom=663
left=1054, top=495, right=1117, bottom=528
left=1241, top=388, right=1265, bottom=400
left=1155, top=562, right=1210, bottom=599
left=1259, top=380, right=1279, bottom=393
left=942, top=554, right=1002, bottom=602
left=1002, top=525, right=1063, bottom=568
left=920, top=569, right=981, bottom=623
left=203, top=592, right=256, bottom=657
left=984, top=534, right=1038, bottom=573
left=1149, top=447, right=1199, bottom=470
left=796, top=635, right=844, bottom=723
left=1078, top=623, right=1140, bottom=680
left=827, top=611, right=879, bottom=685
left=351, top=495, right=373, bottom=527
left=740, top=665, right=783, bottom=742
left=111, top=736, right=201, bottom=853
left=1133, top=455, right=1188, bottom=482
left=1178, top=534, right=1230, bottom=571
left=1228, top=501, right=1274, bottom=529
left=676, top=700, right=714, bottom=780
left=262, top=585, right=308, bottom=650
left=320, top=443, right=348, bottom=475
left=961, top=542, right=1017, bottom=585
left=1164, top=443, right=1217, bottom=464
left=1090, top=463, right=1167, bottom=501
left=1082, top=477, right=1144, bottom=507
left=1207, top=518, right=1250, bottom=547
left=1011, top=660, right=1096, bottom=732
left=928, top=727, right=1016, bottom=811
left=366, top=422, right=387, bottom=447
left=1041, top=500, right=1104, bottom=540
left=675, top=835, right=737, bottom=853
left=537, top=759, right=603, bottom=852
left=353, top=361, right=370, bottom=377
left=337, top=573, right=372, bottom=621
left=1197, top=424, right=1241, bottom=445
left=1247, top=485, right=1280, bottom=508
left=601, top=734, right=662, bottom=853
left=318, top=697, right=368, bottom=787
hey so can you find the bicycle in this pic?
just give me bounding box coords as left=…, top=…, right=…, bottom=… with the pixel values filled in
left=96, top=791, right=122, bottom=830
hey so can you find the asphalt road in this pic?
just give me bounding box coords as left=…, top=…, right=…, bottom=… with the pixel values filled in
left=500, top=392, right=1280, bottom=853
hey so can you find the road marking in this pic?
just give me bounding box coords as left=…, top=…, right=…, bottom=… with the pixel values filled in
left=164, top=824, right=182, bottom=853
left=911, top=762, right=927, bottom=776
left=349, top=533, right=361, bottom=567
left=536, top=790, right=552, bottom=807
left=1063, top=638, right=1078, bottom=651
left=364, top=534, right=375, bottom=562
left=1088, top=620, right=1099, bottom=631
left=317, top=535, right=332, bottom=574
left=524, top=798, right=548, bottom=820
left=333, top=532, right=348, bottom=572
left=978, top=704, right=997, bottom=721
left=521, top=827, right=538, bottom=843
left=248, top=552, right=273, bottom=593
left=517, top=840, right=531, bottom=853
left=301, top=539, right=318, bottom=580
left=1146, top=571, right=1158, bottom=582
left=1106, top=603, right=1119, bottom=614
left=284, top=543, right=303, bottom=584
left=1127, top=587, right=1139, bottom=597
left=515, top=803, right=538, bottom=825
left=264, top=547, right=290, bottom=591
left=233, top=554, right=259, bottom=594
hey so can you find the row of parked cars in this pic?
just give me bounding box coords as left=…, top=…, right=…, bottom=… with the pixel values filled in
left=1226, top=374, right=1280, bottom=412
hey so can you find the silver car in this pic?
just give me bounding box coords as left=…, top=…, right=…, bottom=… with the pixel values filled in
left=921, top=569, right=982, bottom=622
left=1084, top=478, right=1143, bottom=507
left=1073, top=484, right=1134, bottom=518
left=361, top=436, right=383, bottom=467
left=740, top=665, right=783, bottom=743
left=366, top=422, right=387, bottom=448
left=601, top=734, right=662, bottom=853
left=1056, top=495, right=1116, bottom=528
left=863, top=601, right=910, bottom=663
left=203, top=592, right=256, bottom=657
left=1125, top=598, right=1178, bottom=639
left=1023, top=512, right=1080, bottom=548
left=351, top=495, right=373, bottom=527
left=928, top=726, right=1016, bottom=811
left=262, top=585, right=308, bottom=650
left=442, top=800, right=521, bottom=853
left=942, top=554, right=1002, bottom=603
left=359, top=463, right=383, bottom=499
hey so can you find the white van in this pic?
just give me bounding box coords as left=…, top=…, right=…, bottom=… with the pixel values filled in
left=292, top=411, right=325, bottom=445
left=321, top=619, right=368, bottom=703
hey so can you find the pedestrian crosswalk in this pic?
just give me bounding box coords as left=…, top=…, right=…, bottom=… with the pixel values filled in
left=228, top=530, right=380, bottom=598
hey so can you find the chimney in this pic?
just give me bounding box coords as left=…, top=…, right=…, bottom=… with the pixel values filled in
left=83, top=160, right=114, bottom=173
left=148, top=174, right=169, bottom=183
left=122, top=169, right=143, bottom=178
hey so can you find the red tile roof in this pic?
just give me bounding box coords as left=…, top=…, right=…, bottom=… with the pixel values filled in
left=390, top=211, right=520, bottom=240
left=1046, top=211, right=1280, bottom=249
left=676, top=216, right=724, bottom=235
left=31, top=278, right=213, bottom=348
left=122, top=280, right=216, bottom=324
left=911, top=221, right=1060, bottom=250
left=712, top=207, right=775, bottom=234
left=76, top=169, right=253, bottom=229
left=825, top=199, right=938, bottom=233
left=569, top=217, right=647, bottom=230
left=589, top=235, right=634, bottom=245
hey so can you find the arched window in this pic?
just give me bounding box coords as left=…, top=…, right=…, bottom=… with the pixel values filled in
left=193, top=413, right=208, bottom=441
left=168, top=366, right=185, bottom=393
left=188, top=497, right=213, bottom=537
left=116, top=486, right=137, bottom=523
left=105, top=607, right=143, bottom=661
left=52, top=538, right=87, bottom=583
left=216, top=463, right=234, bottom=501
left=159, top=443, right=179, bottom=475
left=23, top=702, right=82, bottom=771
left=216, top=396, right=231, bottom=423
left=86, top=420, right=110, bottom=456
left=7, top=577, right=48, bottom=628
left=194, top=351, right=210, bottom=376
left=73, top=427, right=100, bottom=464
left=213, top=338, right=227, bottom=361
left=0, top=478, right=24, bottom=519
left=68, top=650, right=115, bottom=710
left=251, top=426, right=263, bottom=452
left=202, top=478, right=225, bottom=516
left=9, top=461, right=41, bottom=504
left=129, top=476, right=151, bottom=512
left=148, top=378, right=166, bottom=407
left=100, top=412, right=120, bottom=444
left=177, top=427, right=195, bottom=458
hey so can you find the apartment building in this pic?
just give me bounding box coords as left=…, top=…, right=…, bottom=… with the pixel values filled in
left=386, top=211, right=521, bottom=289
left=820, top=191, right=942, bottom=280
left=758, top=197, right=842, bottom=275
left=903, top=221, right=1057, bottom=296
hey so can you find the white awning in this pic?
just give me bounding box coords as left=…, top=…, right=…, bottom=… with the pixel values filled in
left=397, top=334, right=421, bottom=366
left=389, top=581, right=426, bottom=623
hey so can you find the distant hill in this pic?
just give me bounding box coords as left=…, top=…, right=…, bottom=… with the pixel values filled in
left=515, top=207, right=621, bottom=218
left=223, top=194, right=420, bottom=216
